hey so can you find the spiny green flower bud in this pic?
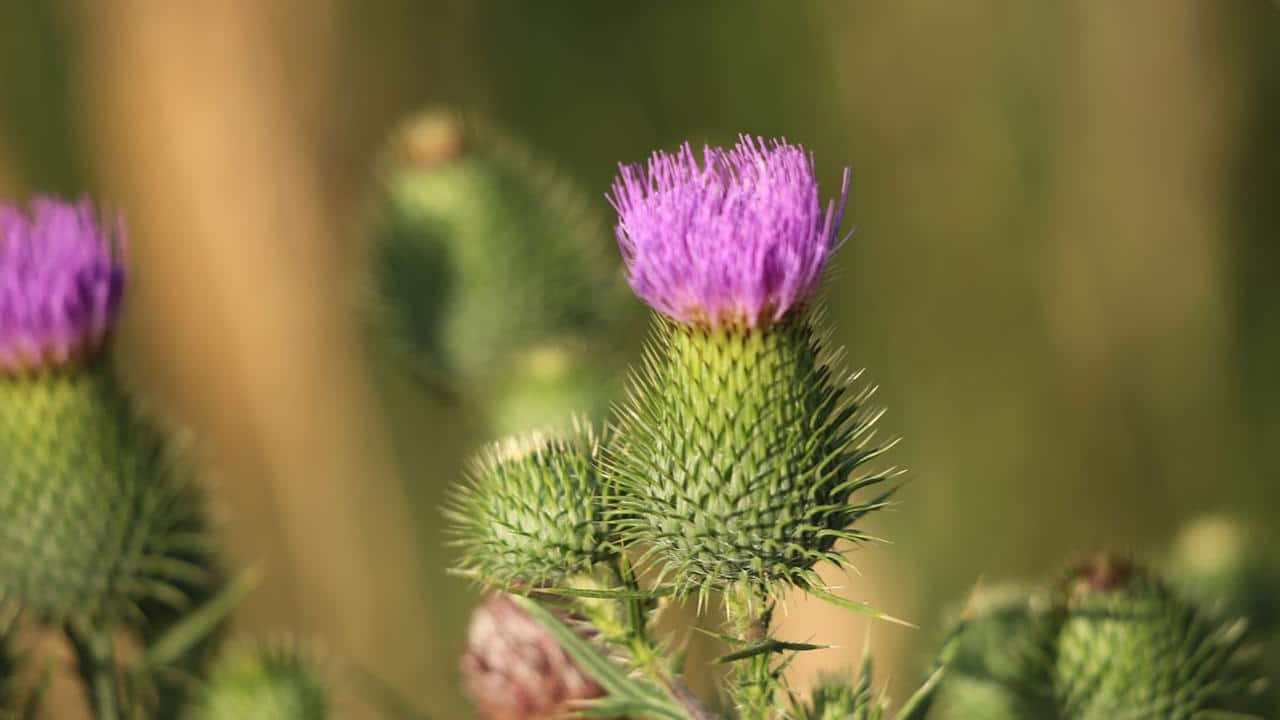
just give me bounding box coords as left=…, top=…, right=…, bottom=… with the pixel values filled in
left=189, top=640, right=329, bottom=720
left=609, top=316, right=894, bottom=598
left=1053, top=555, right=1270, bottom=719
left=369, top=111, right=626, bottom=392
left=448, top=423, right=612, bottom=587
left=0, top=361, right=213, bottom=624
left=931, top=585, right=1058, bottom=720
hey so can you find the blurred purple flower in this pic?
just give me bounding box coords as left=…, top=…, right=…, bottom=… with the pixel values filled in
left=0, top=197, right=125, bottom=374
left=608, top=136, right=849, bottom=329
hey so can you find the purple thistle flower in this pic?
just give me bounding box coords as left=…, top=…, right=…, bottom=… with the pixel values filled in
left=0, top=197, right=125, bottom=374
left=608, top=135, right=849, bottom=329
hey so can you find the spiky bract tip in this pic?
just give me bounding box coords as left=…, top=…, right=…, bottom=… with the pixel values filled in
left=608, top=313, right=896, bottom=602
left=448, top=421, right=612, bottom=588
left=609, top=136, right=849, bottom=330
left=0, top=362, right=214, bottom=624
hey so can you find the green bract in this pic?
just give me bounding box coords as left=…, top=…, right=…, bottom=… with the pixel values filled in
left=448, top=423, right=611, bottom=587
left=189, top=641, right=329, bottom=720
left=1053, top=558, right=1269, bottom=719
left=0, top=362, right=213, bottom=624
left=609, top=313, right=895, bottom=599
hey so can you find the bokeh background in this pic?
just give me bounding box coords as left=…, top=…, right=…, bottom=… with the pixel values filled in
left=2, top=1, right=1278, bottom=716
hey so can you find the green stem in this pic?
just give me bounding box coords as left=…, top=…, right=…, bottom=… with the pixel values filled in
left=612, top=553, right=649, bottom=645
left=75, top=625, right=121, bottom=720
left=725, top=586, right=777, bottom=720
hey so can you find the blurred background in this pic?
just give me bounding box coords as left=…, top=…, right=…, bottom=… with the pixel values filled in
left=2, top=1, right=1278, bottom=716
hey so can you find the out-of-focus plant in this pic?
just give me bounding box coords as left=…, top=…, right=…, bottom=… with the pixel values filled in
left=929, top=554, right=1274, bottom=719
left=0, top=197, right=329, bottom=719
left=366, top=110, right=631, bottom=435
left=423, top=134, right=1279, bottom=719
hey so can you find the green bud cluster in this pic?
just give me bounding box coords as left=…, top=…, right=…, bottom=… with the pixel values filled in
left=928, top=557, right=1273, bottom=720
left=447, top=422, right=612, bottom=587
left=434, top=132, right=1279, bottom=720
left=1054, top=558, right=1268, bottom=719
left=0, top=361, right=213, bottom=624
left=608, top=315, right=895, bottom=599
left=189, top=640, right=329, bottom=720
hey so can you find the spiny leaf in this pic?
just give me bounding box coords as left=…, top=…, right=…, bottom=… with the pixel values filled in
left=510, top=596, right=692, bottom=720
left=144, top=568, right=260, bottom=668
left=716, top=639, right=831, bottom=664
left=806, top=586, right=917, bottom=628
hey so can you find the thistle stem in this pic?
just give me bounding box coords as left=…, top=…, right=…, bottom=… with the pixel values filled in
left=73, top=624, right=121, bottom=720
left=726, top=586, right=777, bottom=720
left=612, top=553, right=649, bottom=645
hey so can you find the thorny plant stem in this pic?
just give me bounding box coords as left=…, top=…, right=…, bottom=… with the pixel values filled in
left=726, top=587, right=777, bottom=720
left=613, top=553, right=649, bottom=646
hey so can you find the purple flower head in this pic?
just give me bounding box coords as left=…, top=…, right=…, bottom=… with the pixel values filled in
left=608, top=136, right=849, bottom=329
left=0, top=197, right=125, bottom=374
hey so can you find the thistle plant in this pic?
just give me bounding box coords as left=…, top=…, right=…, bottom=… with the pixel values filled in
left=0, top=196, right=320, bottom=720
left=928, top=555, right=1274, bottom=719
left=605, top=139, right=894, bottom=605
left=449, top=136, right=930, bottom=720
left=443, top=132, right=1280, bottom=720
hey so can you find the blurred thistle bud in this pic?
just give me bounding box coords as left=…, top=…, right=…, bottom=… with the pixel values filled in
left=1168, top=514, right=1280, bottom=639
left=799, top=666, right=888, bottom=720
left=461, top=593, right=604, bottom=720
left=1053, top=554, right=1271, bottom=718
left=447, top=422, right=612, bottom=588
left=606, top=137, right=895, bottom=599
left=368, top=110, right=628, bottom=427
left=0, top=197, right=214, bottom=624
left=930, top=585, right=1059, bottom=720
left=189, top=639, right=329, bottom=720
